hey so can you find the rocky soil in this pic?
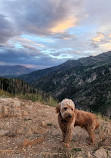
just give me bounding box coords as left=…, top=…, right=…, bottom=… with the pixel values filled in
left=0, top=97, right=111, bottom=158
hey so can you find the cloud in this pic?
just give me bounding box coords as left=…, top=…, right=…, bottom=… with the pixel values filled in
left=91, top=31, right=111, bottom=53
left=109, top=33, right=111, bottom=38
left=0, top=14, right=18, bottom=43
left=50, top=17, right=76, bottom=33
left=50, top=32, right=75, bottom=40
left=85, top=0, right=111, bottom=36
left=92, top=33, right=105, bottom=42
left=0, top=46, right=64, bottom=68
left=0, top=0, right=111, bottom=68
left=14, top=37, right=45, bottom=49
left=99, top=42, right=111, bottom=52
left=0, top=0, right=85, bottom=36
left=85, top=0, right=111, bottom=23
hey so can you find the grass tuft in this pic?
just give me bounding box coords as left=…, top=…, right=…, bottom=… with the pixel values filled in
left=17, top=93, right=58, bottom=107
left=0, top=89, right=13, bottom=98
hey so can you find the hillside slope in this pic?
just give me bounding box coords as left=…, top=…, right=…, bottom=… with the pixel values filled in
left=19, top=51, right=111, bottom=83
left=0, top=65, right=33, bottom=77
left=0, top=97, right=111, bottom=158
left=0, top=77, right=57, bottom=107
left=33, top=63, right=111, bottom=117
left=0, top=77, right=37, bottom=95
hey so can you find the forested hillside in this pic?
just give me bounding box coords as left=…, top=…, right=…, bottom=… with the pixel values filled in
left=33, top=63, right=111, bottom=117
left=0, top=77, right=57, bottom=106
left=0, top=77, right=36, bottom=95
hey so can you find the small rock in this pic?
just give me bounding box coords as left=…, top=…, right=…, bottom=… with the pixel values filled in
left=17, top=127, right=33, bottom=135
left=6, top=132, right=16, bottom=137
left=0, top=130, right=9, bottom=137
left=13, top=100, right=22, bottom=107
left=94, top=148, right=107, bottom=158
left=41, top=121, right=47, bottom=126
left=0, top=98, right=23, bottom=118
left=9, top=108, right=22, bottom=117
left=21, top=110, right=28, bottom=116
left=0, top=105, right=9, bottom=117
left=87, top=151, right=93, bottom=158
left=108, top=150, right=111, bottom=157
left=75, top=151, right=87, bottom=158
left=41, top=121, right=52, bottom=127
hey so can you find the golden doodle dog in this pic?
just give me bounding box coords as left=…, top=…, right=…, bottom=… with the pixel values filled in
left=56, top=98, right=99, bottom=147
left=56, top=99, right=76, bottom=147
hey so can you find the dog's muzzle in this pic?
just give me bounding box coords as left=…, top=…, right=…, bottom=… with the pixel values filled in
left=67, top=114, right=72, bottom=118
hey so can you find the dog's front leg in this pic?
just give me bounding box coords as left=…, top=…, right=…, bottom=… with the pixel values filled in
left=62, top=127, right=73, bottom=148
left=62, top=132, right=65, bottom=143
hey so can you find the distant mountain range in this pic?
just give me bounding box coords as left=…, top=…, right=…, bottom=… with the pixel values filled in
left=19, top=51, right=111, bottom=83
left=0, top=65, right=34, bottom=77
left=18, top=51, right=111, bottom=117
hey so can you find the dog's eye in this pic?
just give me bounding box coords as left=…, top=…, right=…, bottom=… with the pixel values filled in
left=64, top=107, right=67, bottom=110
left=71, top=108, right=73, bottom=111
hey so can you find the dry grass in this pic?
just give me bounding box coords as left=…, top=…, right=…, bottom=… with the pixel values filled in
left=0, top=89, right=13, bottom=98
left=93, top=114, right=111, bottom=151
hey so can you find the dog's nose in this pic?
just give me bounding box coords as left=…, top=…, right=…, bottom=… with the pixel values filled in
left=68, top=114, right=72, bottom=118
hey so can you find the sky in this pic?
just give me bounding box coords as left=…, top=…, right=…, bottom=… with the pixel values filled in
left=0, top=0, right=111, bottom=69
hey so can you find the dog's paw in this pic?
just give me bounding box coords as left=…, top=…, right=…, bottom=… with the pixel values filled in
left=62, top=142, right=70, bottom=148
left=87, top=139, right=95, bottom=146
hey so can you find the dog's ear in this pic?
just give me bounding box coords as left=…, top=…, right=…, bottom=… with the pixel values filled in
left=74, top=109, right=76, bottom=113
left=56, top=103, right=60, bottom=113
left=73, top=103, right=76, bottom=113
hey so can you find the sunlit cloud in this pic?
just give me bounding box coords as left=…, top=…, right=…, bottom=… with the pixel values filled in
left=109, top=33, right=111, bottom=38
left=92, top=33, right=104, bottom=42
left=50, top=17, right=77, bottom=33
left=14, top=37, right=45, bottom=48
left=99, top=42, right=111, bottom=52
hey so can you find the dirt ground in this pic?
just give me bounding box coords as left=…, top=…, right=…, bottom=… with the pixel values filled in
left=0, top=98, right=111, bottom=158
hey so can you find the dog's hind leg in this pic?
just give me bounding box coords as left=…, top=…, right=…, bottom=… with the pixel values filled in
left=87, top=126, right=95, bottom=144
left=85, top=124, right=95, bottom=144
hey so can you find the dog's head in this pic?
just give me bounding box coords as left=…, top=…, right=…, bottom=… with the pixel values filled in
left=56, top=98, right=75, bottom=121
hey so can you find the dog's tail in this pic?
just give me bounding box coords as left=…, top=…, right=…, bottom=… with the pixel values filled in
left=95, top=122, right=99, bottom=129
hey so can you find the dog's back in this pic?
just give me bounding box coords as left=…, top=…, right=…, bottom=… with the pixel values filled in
left=74, top=109, right=99, bottom=130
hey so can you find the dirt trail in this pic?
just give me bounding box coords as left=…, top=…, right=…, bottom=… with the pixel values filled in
left=0, top=97, right=111, bottom=158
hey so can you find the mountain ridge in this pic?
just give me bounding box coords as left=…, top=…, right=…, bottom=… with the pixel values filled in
left=18, top=51, right=111, bottom=83
left=0, top=65, right=34, bottom=77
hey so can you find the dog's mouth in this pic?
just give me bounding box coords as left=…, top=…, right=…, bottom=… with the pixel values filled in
left=62, top=114, right=72, bottom=121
